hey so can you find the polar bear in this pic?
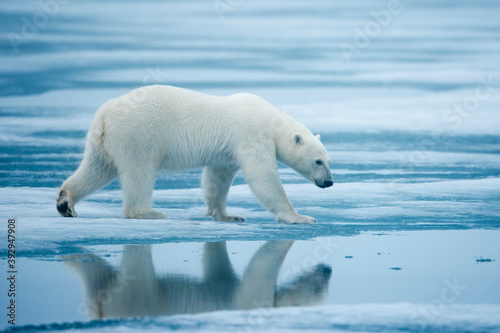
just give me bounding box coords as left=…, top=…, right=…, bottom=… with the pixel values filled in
left=63, top=241, right=332, bottom=319
left=57, top=85, right=333, bottom=223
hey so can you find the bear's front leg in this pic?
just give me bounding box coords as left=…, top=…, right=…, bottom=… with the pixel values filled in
left=235, top=240, right=294, bottom=309
left=241, top=157, right=317, bottom=224
left=202, top=166, right=245, bottom=222
left=276, top=212, right=317, bottom=224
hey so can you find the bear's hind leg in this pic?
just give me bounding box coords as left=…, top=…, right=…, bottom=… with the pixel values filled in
left=202, top=166, right=245, bottom=222
left=57, top=145, right=118, bottom=217
left=120, top=163, right=167, bottom=219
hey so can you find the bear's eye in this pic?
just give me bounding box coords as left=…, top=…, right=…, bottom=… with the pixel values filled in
left=315, top=160, right=323, bottom=165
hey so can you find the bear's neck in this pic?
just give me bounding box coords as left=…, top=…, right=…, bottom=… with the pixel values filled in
left=275, top=129, right=297, bottom=168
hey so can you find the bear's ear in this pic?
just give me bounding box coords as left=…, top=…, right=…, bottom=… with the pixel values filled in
left=293, top=133, right=303, bottom=145
left=315, top=134, right=321, bottom=140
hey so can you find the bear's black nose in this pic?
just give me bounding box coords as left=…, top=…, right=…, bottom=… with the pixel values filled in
left=318, top=264, right=332, bottom=275
left=324, top=180, right=333, bottom=188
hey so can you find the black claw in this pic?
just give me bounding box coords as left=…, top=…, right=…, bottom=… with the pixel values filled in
left=57, top=201, right=74, bottom=217
left=57, top=201, right=68, bottom=213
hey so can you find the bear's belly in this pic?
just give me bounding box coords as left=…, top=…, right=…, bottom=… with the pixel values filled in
left=159, top=149, right=238, bottom=172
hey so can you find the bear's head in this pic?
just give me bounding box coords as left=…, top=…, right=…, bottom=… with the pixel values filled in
left=277, top=131, right=333, bottom=189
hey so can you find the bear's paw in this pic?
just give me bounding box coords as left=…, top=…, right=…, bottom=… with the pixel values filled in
left=277, top=213, right=317, bottom=224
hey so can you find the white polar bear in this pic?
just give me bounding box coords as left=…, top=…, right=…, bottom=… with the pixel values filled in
left=57, top=85, right=333, bottom=224
left=63, top=241, right=332, bottom=320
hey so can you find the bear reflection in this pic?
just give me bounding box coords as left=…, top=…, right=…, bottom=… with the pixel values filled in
left=64, top=240, right=331, bottom=320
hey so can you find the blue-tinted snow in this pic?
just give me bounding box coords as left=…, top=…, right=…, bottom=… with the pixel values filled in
left=1, top=0, right=499, bottom=332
